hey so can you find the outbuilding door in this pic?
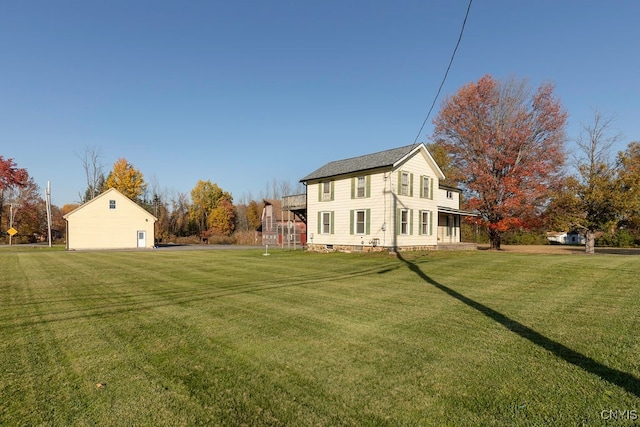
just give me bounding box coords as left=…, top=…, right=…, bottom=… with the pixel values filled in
left=137, top=230, right=146, bottom=248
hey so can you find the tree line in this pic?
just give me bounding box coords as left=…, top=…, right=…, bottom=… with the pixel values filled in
left=2, top=74, right=639, bottom=251
left=430, top=74, right=640, bottom=253
left=0, top=152, right=301, bottom=245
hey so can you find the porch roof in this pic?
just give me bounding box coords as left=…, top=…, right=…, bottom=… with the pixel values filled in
left=437, top=206, right=478, bottom=216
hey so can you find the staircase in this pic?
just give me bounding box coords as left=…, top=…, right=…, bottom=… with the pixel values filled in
left=282, top=194, right=307, bottom=224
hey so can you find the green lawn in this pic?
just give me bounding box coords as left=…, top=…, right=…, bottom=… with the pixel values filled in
left=1, top=247, right=639, bottom=426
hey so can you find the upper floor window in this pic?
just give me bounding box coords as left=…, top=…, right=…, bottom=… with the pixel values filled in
left=422, top=176, right=431, bottom=199
left=400, top=172, right=409, bottom=196
left=109, top=200, right=116, bottom=209
left=397, top=171, right=413, bottom=196
left=357, top=176, right=366, bottom=198
left=321, top=181, right=333, bottom=201
left=351, top=176, right=370, bottom=199
left=446, top=190, right=454, bottom=199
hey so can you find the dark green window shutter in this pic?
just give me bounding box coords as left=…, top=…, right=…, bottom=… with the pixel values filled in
left=317, top=211, right=322, bottom=234
left=409, top=174, right=414, bottom=197
left=430, top=178, right=434, bottom=200
left=318, top=183, right=322, bottom=202
left=330, top=211, right=334, bottom=234
left=366, top=176, right=371, bottom=198
left=397, top=171, right=402, bottom=194
left=419, top=176, right=424, bottom=198
left=409, top=209, right=414, bottom=235
left=351, top=178, right=355, bottom=199
left=350, top=210, right=354, bottom=235
left=396, top=208, right=401, bottom=235
left=330, top=181, right=335, bottom=201
left=365, top=209, right=371, bottom=234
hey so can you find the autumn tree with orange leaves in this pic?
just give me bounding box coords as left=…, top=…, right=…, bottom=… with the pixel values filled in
left=432, top=75, right=567, bottom=249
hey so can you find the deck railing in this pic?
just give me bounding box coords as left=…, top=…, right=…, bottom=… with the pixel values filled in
left=282, top=194, right=306, bottom=210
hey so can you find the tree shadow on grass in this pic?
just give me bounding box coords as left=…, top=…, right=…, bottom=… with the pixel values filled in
left=396, top=252, right=640, bottom=398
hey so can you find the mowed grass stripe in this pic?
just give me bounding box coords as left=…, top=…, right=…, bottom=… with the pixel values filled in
left=417, top=252, right=640, bottom=374
left=2, top=251, right=458, bottom=424
left=2, top=250, right=408, bottom=425
left=396, top=251, right=640, bottom=424
left=1, top=249, right=639, bottom=426
left=3, top=251, right=397, bottom=329
left=2, top=253, right=99, bottom=424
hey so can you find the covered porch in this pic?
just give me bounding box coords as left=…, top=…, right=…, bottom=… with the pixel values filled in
left=437, top=206, right=477, bottom=245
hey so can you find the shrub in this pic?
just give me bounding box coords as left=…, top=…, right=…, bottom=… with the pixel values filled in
left=596, top=229, right=640, bottom=247
left=502, top=229, right=549, bottom=245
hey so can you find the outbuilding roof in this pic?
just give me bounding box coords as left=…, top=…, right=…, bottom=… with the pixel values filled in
left=63, top=187, right=157, bottom=221
left=301, top=143, right=444, bottom=182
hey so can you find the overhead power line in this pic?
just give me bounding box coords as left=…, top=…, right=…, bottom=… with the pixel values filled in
left=412, top=0, right=473, bottom=147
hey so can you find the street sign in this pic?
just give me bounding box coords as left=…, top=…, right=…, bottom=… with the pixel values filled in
left=7, top=227, right=17, bottom=236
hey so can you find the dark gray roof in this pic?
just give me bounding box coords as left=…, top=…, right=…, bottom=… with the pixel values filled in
left=301, top=144, right=420, bottom=182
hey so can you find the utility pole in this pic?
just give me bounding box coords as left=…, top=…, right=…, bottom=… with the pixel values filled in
left=46, top=181, right=53, bottom=247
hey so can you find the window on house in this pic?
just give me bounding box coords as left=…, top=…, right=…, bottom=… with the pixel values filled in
left=321, top=211, right=332, bottom=234
left=109, top=200, right=116, bottom=209
left=357, top=176, right=366, bottom=198
left=422, top=176, right=430, bottom=199
left=400, top=209, right=410, bottom=235
left=446, top=190, right=454, bottom=199
left=401, top=172, right=409, bottom=196
left=322, top=181, right=332, bottom=201
left=355, top=210, right=366, bottom=234
left=421, top=210, right=432, bottom=235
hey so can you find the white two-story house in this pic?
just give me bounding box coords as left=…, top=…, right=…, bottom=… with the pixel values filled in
left=297, top=143, right=475, bottom=252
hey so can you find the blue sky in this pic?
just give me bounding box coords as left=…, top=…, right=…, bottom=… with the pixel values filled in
left=2, top=1, right=639, bottom=207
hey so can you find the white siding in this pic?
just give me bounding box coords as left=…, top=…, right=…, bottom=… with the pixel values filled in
left=307, top=148, right=442, bottom=249
left=391, top=152, right=439, bottom=247
left=438, top=188, right=460, bottom=210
